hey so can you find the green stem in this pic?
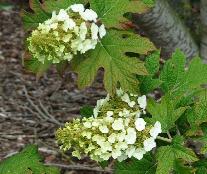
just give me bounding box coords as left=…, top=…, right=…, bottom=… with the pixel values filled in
left=157, top=136, right=172, bottom=143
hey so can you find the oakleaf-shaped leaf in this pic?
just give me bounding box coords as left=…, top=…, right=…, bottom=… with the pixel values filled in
left=115, top=153, right=156, bottom=174
left=160, top=49, right=186, bottom=93
left=90, top=0, right=154, bottom=28
left=139, top=51, right=162, bottom=94
left=187, top=90, right=207, bottom=128
left=147, top=95, right=187, bottom=132
left=72, top=29, right=155, bottom=94
left=156, top=136, right=198, bottom=174
left=0, top=145, right=60, bottom=174
left=22, top=0, right=50, bottom=29
left=160, top=49, right=207, bottom=98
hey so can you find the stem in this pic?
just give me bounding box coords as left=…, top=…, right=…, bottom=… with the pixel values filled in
left=167, top=131, right=172, bottom=139
left=176, top=125, right=181, bottom=136
left=157, top=136, right=172, bottom=143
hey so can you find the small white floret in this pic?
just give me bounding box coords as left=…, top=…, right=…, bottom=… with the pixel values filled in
left=112, top=118, right=124, bottom=130
left=91, top=23, right=99, bottom=40
left=63, top=18, right=76, bottom=31
left=115, top=141, right=128, bottom=150
left=125, top=127, right=137, bottom=144
left=99, top=24, right=106, bottom=38
left=150, top=121, right=162, bottom=138
left=133, top=148, right=146, bottom=160
left=81, top=39, right=93, bottom=53
left=128, top=101, right=136, bottom=108
left=99, top=125, right=109, bottom=134
left=80, top=9, right=98, bottom=22
left=79, top=22, right=87, bottom=40
left=83, top=121, right=92, bottom=128
left=117, top=154, right=128, bottom=162
left=121, top=93, right=130, bottom=104
left=126, top=146, right=136, bottom=158
left=138, top=95, right=147, bottom=110
left=57, top=9, right=69, bottom=21
left=104, top=116, right=114, bottom=123
left=143, top=137, right=156, bottom=151
left=108, top=133, right=116, bottom=144
left=107, top=111, right=113, bottom=117
left=112, top=149, right=122, bottom=159
left=101, top=152, right=111, bottom=160
left=116, top=132, right=126, bottom=142
left=92, top=120, right=100, bottom=127
left=135, top=118, right=146, bottom=131
left=100, top=141, right=112, bottom=153
left=70, top=4, right=85, bottom=13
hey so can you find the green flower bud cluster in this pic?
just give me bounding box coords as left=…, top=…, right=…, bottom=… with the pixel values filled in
left=56, top=89, right=162, bottom=162
left=27, top=4, right=106, bottom=64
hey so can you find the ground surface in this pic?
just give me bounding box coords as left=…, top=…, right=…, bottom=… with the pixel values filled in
left=0, top=6, right=108, bottom=174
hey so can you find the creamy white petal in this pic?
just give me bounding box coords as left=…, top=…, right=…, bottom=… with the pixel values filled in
left=70, top=4, right=85, bottom=13
left=135, top=118, right=146, bottom=131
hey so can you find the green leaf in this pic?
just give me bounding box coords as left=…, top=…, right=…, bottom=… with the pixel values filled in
left=99, top=161, right=109, bottom=169
left=56, top=61, right=69, bottom=77
left=73, top=29, right=155, bottom=95
left=90, top=0, right=153, bottom=28
left=174, top=160, right=194, bottom=174
left=139, top=51, right=162, bottom=94
left=193, top=159, right=207, bottom=174
left=160, top=49, right=207, bottom=98
left=196, top=124, right=207, bottom=143
left=22, top=0, right=88, bottom=29
left=0, top=145, right=60, bottom=174
left=142, top=0, right=155, bottom=6
left=145, top=51, right=160, bottom=75
left=22, top=0, right=51, bottom=29
left=156, top=136, right=198, bottom=174
left=115, top=153, right=156, bottom=174
left=43, top=0, right=86, bottom=13
left=187, top=90, right=207, bottom=128
left=24, top=57, right=52, bottom=78
left=160, top=49, right=186, bottom=94
left=147, top=96, right=187, bottom=132
left=80, top=105, right=94, bottom=118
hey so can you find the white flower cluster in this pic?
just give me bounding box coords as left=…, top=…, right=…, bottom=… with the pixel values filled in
left=27, top=4, right=106, bottom=64
left=56, top=89, right=162, bottom=162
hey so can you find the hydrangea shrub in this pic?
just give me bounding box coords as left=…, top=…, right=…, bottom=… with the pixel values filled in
left=1, top=0, right=207, bottom=174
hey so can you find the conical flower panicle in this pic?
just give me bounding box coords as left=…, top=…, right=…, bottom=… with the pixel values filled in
left=27, top=4, right=106, bottom=64
left=56, top=89, right=162, bottom=162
